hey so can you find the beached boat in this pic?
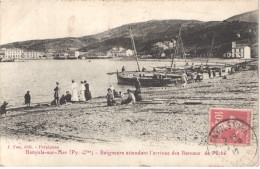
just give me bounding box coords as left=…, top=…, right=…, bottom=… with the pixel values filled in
left=117, top=71, right=172, bottom=87
left=0, top=58, right=15, bottom=62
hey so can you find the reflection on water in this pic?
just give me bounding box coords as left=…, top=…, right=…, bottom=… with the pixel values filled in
left=0, top=59, right=174, bottom=106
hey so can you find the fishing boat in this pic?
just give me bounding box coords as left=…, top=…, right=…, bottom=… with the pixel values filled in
left=117, top=71, right=172, bottom=87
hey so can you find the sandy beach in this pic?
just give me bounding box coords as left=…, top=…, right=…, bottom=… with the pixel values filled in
left=0, top=61, right=258, bottom=146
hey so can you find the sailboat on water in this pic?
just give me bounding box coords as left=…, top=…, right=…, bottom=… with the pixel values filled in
left=116, top=27, right=172, bottom=87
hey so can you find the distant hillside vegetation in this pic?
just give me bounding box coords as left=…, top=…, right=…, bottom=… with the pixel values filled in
left=1, top=10, right=258, bottom=58
left=226, top=10, right=258, bottom=23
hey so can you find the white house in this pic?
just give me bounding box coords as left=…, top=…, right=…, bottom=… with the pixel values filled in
left=125, top=49, right=134, bottom=57
left=107, top=46, right=127, bottom=57
left=231, top=42, right=251, bottom=59
left=68, top=50, right=80, bottom=59
left=224, top=42, right=251, bottom=59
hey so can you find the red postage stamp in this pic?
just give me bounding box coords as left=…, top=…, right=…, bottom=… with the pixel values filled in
left=209, top=108, right=252, bottom=145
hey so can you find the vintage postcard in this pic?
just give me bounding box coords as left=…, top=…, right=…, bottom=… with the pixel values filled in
left=0, top=0, right=258, bottom=167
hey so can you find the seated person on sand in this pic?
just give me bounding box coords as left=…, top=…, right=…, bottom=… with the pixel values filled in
left=195, top=73, right=203, bottom=81
left=142, top=67, right=147, bottom=72
left=121, top=89, right=136, bottom=105
left=153, top=67, right=157, bottom=72
left=106, top=88, right=116, bottom=106
left=65, top=91, right=72, bottom=102
left=60, top=95, right=66, bottom=105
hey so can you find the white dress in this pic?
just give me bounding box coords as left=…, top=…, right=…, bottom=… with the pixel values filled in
left=79, top=84, right=86, bottom=101
left=71, top=82, right=79, bottom=101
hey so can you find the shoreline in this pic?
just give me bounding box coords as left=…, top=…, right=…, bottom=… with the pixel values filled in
left=4, top=59, right=257, bottom=111
left=0, top=61, right=258, bottom=145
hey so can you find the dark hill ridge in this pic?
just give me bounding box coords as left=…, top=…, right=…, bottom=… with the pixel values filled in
left=1, top=10, right=258, bottom=57
left=226, top=10, right=258, bottom=23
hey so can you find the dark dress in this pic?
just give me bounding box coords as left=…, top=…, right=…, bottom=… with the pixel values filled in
left=135, top=80, right=141, bottom=89
left=134, top=88, right=142, bottom=101
left=24, top=93, right=31, bottom=104
left=65, top=94, right=72, bottom=102
left=60, top=96, right=66, bottom=105
left=85, top=83, right=92, bottom=100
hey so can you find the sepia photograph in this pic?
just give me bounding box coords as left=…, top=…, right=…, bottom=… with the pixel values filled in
left=0, top=0, right=258, bottom=167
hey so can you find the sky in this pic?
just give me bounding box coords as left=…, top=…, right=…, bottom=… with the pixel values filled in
left=0, top=0, right=258, bottom=45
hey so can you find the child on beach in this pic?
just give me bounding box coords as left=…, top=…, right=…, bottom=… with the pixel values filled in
left=106, top=88, right=116, bottom=106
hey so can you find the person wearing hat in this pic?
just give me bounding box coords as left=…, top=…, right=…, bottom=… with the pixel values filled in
left=106, top=88, right=115, bottom=106
left=24, top=91, right=31, bottom=107
left=71, top=80, right=79, bottom=102
left=121, top=89, right=136, bottom=105
left=54, top=82, right=60, bottom=106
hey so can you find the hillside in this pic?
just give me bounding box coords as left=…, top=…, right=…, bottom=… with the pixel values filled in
left=226, top=10, right=258, bottom=23
left=1, top=10, right=258, bottom=58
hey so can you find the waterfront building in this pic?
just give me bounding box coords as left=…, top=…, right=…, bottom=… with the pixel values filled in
left=231, top=42, right=251, bottom=59
left=223, top=42, right=251, bottom=59
left=107, top=46, right=129, bottom=57
left=22, top=51, right=42, bottom=59
left=3, top=48, right=24, bottom=59
left=58, top=52, right=69, bottom=59
left=68, top=49, right=80, bottom=59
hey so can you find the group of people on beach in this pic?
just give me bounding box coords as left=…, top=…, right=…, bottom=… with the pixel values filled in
left=106, top=78, right=142, bottom=106
left=53, top=80, right=92, bottom=106
left=0, top=61, right=249, bottom=117
left=207, top=68, right=222, bottom=79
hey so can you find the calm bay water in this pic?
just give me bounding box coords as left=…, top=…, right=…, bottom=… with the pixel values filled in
left=0, top=59, right=174, bottom=106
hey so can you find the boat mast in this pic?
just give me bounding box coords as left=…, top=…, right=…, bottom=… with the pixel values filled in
left=129, top=27, right=141, bottom=72
left=171, top=25, right=184, bottom=71
left=210, top=36, right=215, bottom=57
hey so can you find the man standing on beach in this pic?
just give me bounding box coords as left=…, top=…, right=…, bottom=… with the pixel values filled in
left=54, top=82, right=60, bottom=106
left=208, top=68, right=211, bottom=79
left=219, top=68, right=222, bottom=77
left=24, top=91, right=31, bottom=107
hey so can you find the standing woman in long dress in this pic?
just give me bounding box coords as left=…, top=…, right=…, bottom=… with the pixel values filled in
left=71, top=80, right=79, bottom=102
left=79, top=81, right=86, bottom=101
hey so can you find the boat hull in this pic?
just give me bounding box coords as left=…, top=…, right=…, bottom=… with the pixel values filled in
left=117, top=72, right=172, bottom=87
